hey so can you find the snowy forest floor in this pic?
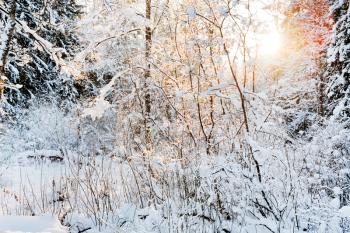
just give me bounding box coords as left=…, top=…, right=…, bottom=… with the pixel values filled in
left=0, top=215, right=67, bottom=233
left=0, top=80, right=349, bottom=233
left=0, top=1, right=350, bottom=233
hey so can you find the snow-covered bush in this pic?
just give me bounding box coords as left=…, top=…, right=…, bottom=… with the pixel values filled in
left=1, top=103, right=79, bottom=155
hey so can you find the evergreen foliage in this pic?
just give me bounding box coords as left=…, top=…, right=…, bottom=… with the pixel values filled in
left=0, top=0, right=81, bottom=110
left=326, top=0, right=350, bottom=124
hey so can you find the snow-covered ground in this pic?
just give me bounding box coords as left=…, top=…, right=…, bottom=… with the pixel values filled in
left=0, top=150, right=67, bottom=232
left=0, top=215, right=67, bottom=233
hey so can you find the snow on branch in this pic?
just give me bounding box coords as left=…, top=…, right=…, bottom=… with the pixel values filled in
left=82, top=70, right=129, bottom=120
left=0, top=5, right=71, bottom=75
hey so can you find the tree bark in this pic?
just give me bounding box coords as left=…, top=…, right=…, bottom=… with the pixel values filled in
left=243, top=36, right=247, bottom=88
left=0, top=0, right=16, bottom=99
left=144, top=0, right=152, bottom=146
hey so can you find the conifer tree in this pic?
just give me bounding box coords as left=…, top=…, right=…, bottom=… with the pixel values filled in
left=326, top=0, right=350, bottom=124
left=0, top=0, right=82, bottom=111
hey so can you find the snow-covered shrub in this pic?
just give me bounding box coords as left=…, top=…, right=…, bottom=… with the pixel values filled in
left=2, top=103, right=79, bottom=154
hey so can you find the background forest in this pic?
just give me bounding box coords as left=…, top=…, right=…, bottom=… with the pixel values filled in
left=0, top=0, right=349, bottom=232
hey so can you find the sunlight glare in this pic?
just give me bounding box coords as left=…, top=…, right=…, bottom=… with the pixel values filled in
left=259, top=30, right=282, bottom=56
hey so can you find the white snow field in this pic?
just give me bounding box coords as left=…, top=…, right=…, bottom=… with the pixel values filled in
left=0, top=215, right=67, bottom=233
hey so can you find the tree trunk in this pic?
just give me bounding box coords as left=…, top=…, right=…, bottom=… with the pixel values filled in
left=0, top=0, right=16, bottom=99
left=243, top=36, right=247, bottom=88
left=318, top=71, right=325, bottom=117
left=144, top=0, right=152, bottom=146
left=252, top=64, right=256, bottom=93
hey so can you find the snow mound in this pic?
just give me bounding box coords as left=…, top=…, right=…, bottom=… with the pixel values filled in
left=0, top=214, right=67, bottom=233
left=339, top=206, right=350, bottom=218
